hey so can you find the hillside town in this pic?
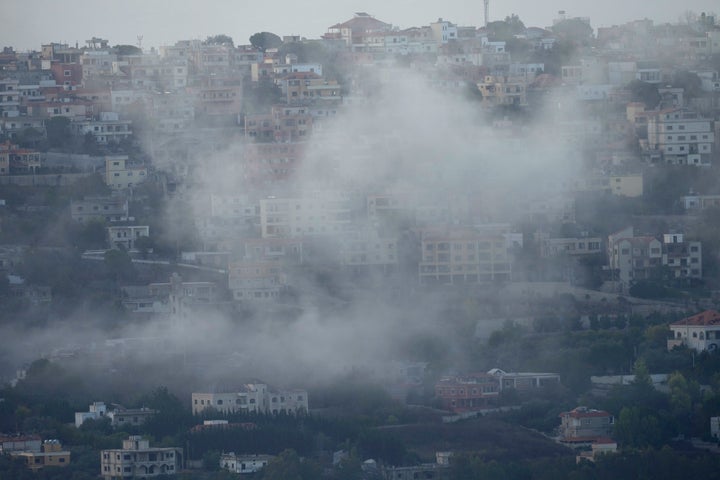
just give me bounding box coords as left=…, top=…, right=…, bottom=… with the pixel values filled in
left=3, top=7, right=720, bottom=480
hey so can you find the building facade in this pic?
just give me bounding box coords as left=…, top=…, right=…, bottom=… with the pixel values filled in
left=220, top=453, right=273, bottom=474
left=434, top=374, right=500, bottom=412
left=559, top=407, right=614, bottom=442
left=101, top=436, right=180, bottom=479
left=668, top=310, right=720, bottom=352
left=192, top=384, right=308, bottom=415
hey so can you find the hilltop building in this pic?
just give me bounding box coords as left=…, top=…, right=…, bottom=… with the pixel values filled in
left=192, top=384, right=308, bottom=415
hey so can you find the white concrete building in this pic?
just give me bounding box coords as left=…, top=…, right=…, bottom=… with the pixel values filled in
left=429, top=18, right=458, bottom=44
left=228, top=261, right=286, bottom=302
left=107, top=225, right=150, bottom=250
left=259, top=192, right=353, bottom=238
left=192, top=384, right=308, bottom=415
left=537, top=235, right=602, bottom=258
left=70, top=196, right=129, bottom=223
left=487, top=369, right=561, bottom=391
left=418, top=225, right=514, bottom=284
left=73, top=113, right=132, bottom=145
left=101, top=436, right=180, bottom=479
left=105, top=156, right=148, bottom=190
left=75, top=402, right=108, bottom=428
left=646, top=108, right=714, bottom=166
left=668, top=310, right=720, bottom=352
left=220, top=453, right=273, bottom=474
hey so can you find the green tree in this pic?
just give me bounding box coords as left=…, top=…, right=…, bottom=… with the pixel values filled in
left=672, top=70, right=703, bottom=100
left=551, top=18, right=594, bottom=46
left=44, top=116, right=72, bottom=149
left=260, top=449, right=320, bottom=480
left=486, top=15, right=526, bottom=41
left=204, top=34, right=234, bottom=46
left=249, top=32, right=283, bottom=52
left=103, top=249, right=136, bottom=282
left=615, top=406, right=665, bottom=448
left=114, top=45, right=142, bottom=56
left=15, top=127, right=44, bottom=149
left=631, top=359, right=652, bottom=389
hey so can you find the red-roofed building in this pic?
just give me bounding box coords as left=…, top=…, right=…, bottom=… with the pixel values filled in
left=324, top=12, right=393, bottom=48
left=435, top=373, right=500, bottom=412
left=668, top=310, right=720, bottom=352
left=559, top=407, right=614, bottom=443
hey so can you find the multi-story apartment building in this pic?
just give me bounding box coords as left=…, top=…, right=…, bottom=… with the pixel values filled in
left=476, top=75, right=527, bottom=107
left=240, top=237, right=304, bottom=265
left=105, top=156, right=148, bottom=190
left=646, top=108, right=714, bottom=166
left=434, top=373, right=500, bottom=412
left=0, top=78, right=21, bottom=119
left=192, top=76, right=243, bottom=118
left=73, top=112, right=132, bottom=145
left=259, top=192, right=353, bottom=238
left=277, top=72, right=341, bottom=105
left=537, top=234, right=603, bottom=258
left=419, top=226, right=513, bottom=284
left=662, top=233, right=702, bottom=280
left=324, top=12, right=393, bottom=48
left=429, top=18, right=458, bottom=44
left=70, top=195, right=129, bottom=223
left=338, top=226, right=398, bottom=272
left=227, top=261, right=286, bottom=301
left=107, top=225, right=150, bottom=250
left=241, top=142, right=306, bottom=184
left=0, top=141, right=42, bottom=174
left=609, top=228, right=703, bottom=288
left=607, top=227, right=662, bottom=288
left=192, top=384, right=308, bottom=415
left=244, top=105, right=313, bottom=142
left=559, top=407, right=614, bottom=442
left=101, top=436, right=180, bottom=479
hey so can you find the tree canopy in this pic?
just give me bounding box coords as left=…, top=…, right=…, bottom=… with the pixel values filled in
left=486, top=14, right=526, bottom=41
left=204, top=34, right=234, bottom=46
left=551, top=18, right=594, bottom=46
left=250, top=32, right=283, bottom=52
left=113, top=44, right=142, bottom=56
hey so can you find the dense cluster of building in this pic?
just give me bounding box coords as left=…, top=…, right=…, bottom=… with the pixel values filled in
left=2, top=8, right=720, bottom=477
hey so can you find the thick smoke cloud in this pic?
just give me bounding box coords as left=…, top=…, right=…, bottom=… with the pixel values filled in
left=4, top=67, right=587, bottom=400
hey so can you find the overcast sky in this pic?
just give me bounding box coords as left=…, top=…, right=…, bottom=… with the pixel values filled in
left=3, top=0, right=719, bottom=51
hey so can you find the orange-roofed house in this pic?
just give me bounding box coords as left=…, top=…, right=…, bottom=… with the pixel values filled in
left=559, top=407, right=614, bottom=443
left=668, top=310, right=720, bottom=352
